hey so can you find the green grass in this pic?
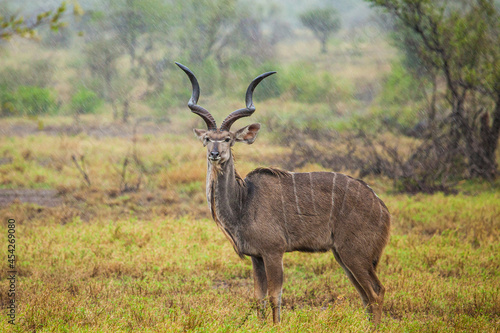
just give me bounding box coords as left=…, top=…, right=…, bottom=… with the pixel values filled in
left=0, top=130, right=499, bottom=332
left=0, top=201, right=498, bottom=332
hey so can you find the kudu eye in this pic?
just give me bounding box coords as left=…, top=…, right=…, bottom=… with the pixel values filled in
left=224, top=137, right=230, bottom=142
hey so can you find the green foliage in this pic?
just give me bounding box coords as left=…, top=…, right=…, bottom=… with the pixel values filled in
left=0, top=59, right=55, bottom=88
left=379, top=62, right=424, bottom=106
left=83, top=38, right=122, bottom=101
left=0, top=60, right=56, bottom=117
left=239, top=61, right=353, bottom=108
left=71, top=88, right=102, bottom=115
left=175, top=0, right=238, bottom=64
left=365, top=61, right=426, bottom=133
left=368, top=0, right=500, bottom=179
left=0, top=2, right=68, bottom=40
left=299, top=7, right=341, bottom=53
left=0, top=85, right=16, bottom=116
left=280, top=63, right=353, bottom=104
left=197, top=57, right=222, bottom=96
left=147, top=79, right=190, bottom=111
left=13, top=86, right=58, bottom=116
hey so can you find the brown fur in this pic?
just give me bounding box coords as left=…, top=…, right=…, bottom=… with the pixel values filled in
left=246, top=167, right=291, bottom=178
left=200, top=129, right=390, bottom=325
left=208, top=164, right=244, bottom=259
left=180, top=62, right=390, bottom=325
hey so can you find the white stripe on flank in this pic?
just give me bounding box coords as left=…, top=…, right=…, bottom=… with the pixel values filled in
left=309, top=173, right=318, bottom=214
left=367, top=184, right=381, bottom=199
left=378, top=198, right=383, bottom=225
left=354, top=180, right=361, bottom=204
left=327, top=173, right=337, bottom=224
left=369, top=189, right=376, bottom=213
left=339, top=177, right=351, bottom=217
left=292, top=173, right=302, bottom=216
left=279, top=177, right=288, bottom=225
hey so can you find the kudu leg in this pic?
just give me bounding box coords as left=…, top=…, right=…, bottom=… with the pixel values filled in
left=334, top=248, right=385, bottom=325
left=332, top=248, right=370, bottom=306
left=251, top=256, right=268, bottom=319
left=263, top=255, right=284, bottom=324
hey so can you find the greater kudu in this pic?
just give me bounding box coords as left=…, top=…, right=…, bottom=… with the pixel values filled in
left=175, top=62, right=391, bottom=325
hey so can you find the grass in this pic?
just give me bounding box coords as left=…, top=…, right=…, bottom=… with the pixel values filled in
left=0, top=127, right=499, bottom=332
left=1, top=9, right=498, bottom=331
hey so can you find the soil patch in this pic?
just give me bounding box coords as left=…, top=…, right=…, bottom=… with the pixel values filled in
left=0, top=189, right=62, bottom=207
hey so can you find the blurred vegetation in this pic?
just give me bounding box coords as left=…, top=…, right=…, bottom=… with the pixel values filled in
left=365, top=0, right=500, bottom=191
left=0, top=1, right=499, bottom=331
left=299, top=7, right=341, bottom=54
left=71, top=87, right=102, bottom=116
left=0, top=0, right=498, bottom=189
left=13, top=86, right=58, bottom=116
left=0, top=2, right=70, bottom=40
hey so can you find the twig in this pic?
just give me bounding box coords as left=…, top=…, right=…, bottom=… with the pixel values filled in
left=71, top=155, right=91, bottom=187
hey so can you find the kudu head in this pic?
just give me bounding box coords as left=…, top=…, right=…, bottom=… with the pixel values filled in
left=175, top=62, right=276, bottom=165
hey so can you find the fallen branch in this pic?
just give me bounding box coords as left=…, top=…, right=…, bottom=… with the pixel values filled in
left=71, top=154, right=91, bottom=187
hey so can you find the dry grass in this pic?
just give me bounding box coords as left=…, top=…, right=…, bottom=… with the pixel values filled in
left=0, top=129, right=499, bottom=332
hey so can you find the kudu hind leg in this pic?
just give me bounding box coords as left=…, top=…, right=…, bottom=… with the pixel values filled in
left=263, top=255, right=284, bottom=324
left=332, top=248, right=370, bottom=307
left=251, top=256, right=268, bottom=319
left=335, top=248, right=385, bottom=324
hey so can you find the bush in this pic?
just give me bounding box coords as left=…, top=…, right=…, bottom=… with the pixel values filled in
left=0, top=59, right=55, bottom=88
left=378, top=62, right=424, bottom=106
left=71, top=88, right=102, bottom=115
left=286, top=63, right=353, bottom=103
left=367, top=61, right=427, bottom=134
left=0, top=85, right=17, bottom=117
left=257, top=62, right=353, bottom=104
left=147, top=65, right=193, bottom=112
left=14, top=86, right=58, bottom=116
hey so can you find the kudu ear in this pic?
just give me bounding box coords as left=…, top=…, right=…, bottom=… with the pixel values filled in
left=234, top=123, right=261, bottom=144
left=193, top=128, right=208, bottom=146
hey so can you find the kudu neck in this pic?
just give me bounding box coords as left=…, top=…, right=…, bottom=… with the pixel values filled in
left=207, top=152, right=246, bottom=222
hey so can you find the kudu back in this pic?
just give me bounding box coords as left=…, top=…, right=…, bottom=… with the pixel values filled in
left=175, top=62, right=391, bottom=325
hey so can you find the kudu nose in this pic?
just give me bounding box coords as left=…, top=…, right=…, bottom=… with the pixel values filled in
left=209, top=151, right=220, bottom=160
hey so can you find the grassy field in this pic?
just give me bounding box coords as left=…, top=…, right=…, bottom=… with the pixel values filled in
left=1, top=2, right=499, bottom=331
left=0, top=127, right=499, bottom=332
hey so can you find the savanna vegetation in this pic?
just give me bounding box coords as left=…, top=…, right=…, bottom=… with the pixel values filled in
left=0, top=0, right=499, bottom=332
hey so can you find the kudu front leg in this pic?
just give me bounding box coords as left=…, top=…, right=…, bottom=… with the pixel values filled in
left=263, top=255, right=284, bottom=324
left=251, top=256, right=268, bottom=319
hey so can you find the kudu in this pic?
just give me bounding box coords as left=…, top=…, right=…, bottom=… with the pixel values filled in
left=175, top=62, right=391, bottom=325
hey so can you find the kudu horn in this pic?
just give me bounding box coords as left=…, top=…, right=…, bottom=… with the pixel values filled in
left=220, top=71, right=276, bottom=131
left=175, top=62, right=217, bottom=131
left=178, top=62, right=390, bottom=326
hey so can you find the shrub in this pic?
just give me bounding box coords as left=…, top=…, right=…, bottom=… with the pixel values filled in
left=71, top=88, right=102, bottom=115
left=14, top=86, right=58, bottom=116
left=279, top=63, right=353, bottom=104
left=0, top=59, right=55, bottom=88
left=147, top=67, right=191, bottom=111
left=368, top=61, right=427, bottom=134
left=0, top=85, right=17, bottom=117
left=378, top=62, right=424, bottom=106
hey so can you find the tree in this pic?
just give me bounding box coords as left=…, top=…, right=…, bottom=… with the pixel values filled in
left=173, top=0, right=276, bottom=93
left=299, top=8, right=341, bottom=54
left=108, top=0, right=171, bottom=68
left=368, top=0, right=500, bottom=180
left=0, top=2, right=75, bottom=40
left=83, top=38, right=122, bottom=120
left=78, top=0, right=171, bottom=123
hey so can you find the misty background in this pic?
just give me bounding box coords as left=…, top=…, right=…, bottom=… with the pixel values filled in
left=1, top=0, right=499, bottom=193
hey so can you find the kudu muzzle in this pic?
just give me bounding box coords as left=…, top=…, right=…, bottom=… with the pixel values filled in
left=209, top=144, right=221, bottom=162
